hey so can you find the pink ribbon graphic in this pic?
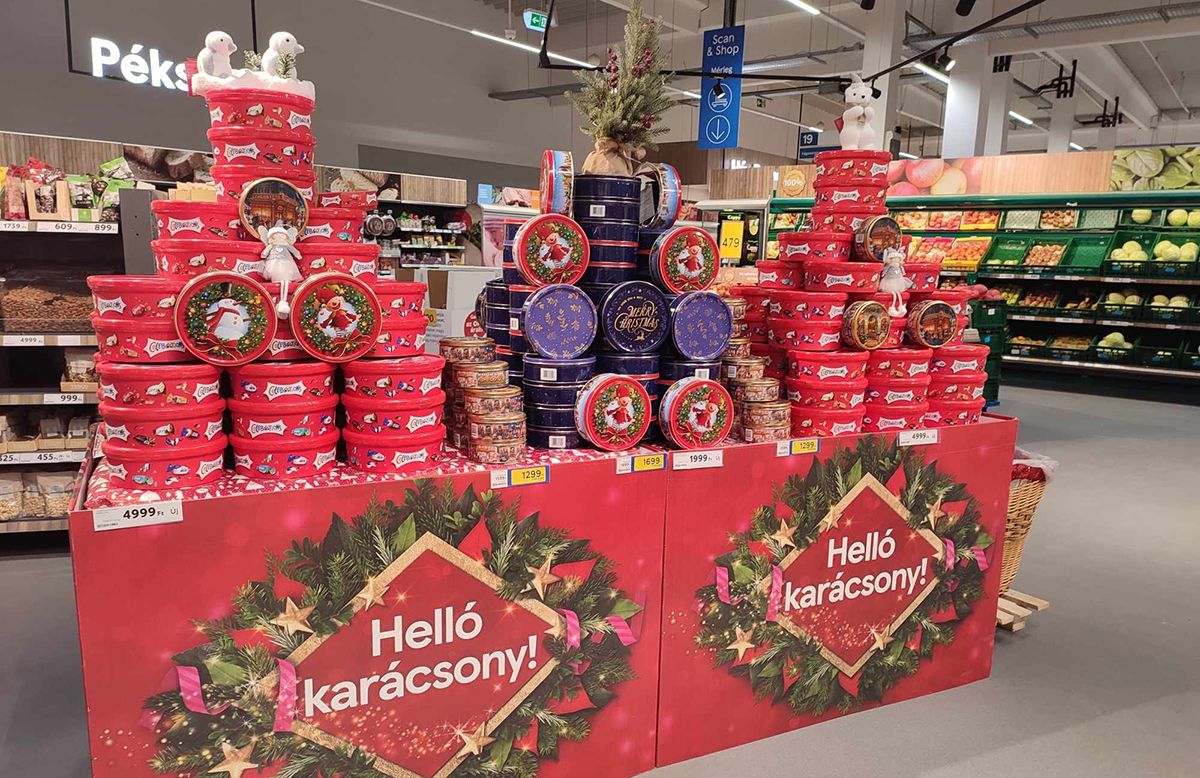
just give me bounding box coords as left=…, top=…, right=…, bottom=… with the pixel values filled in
left=606, top=615, right=637, bottom=646
left=558, top=608, right=582, bottom=649
left=943, top=539, right=957, bottom=571
left=764, top=565, right=784, bottom=623
left=971, top=546, right=989, bottom=571
left=273, top=659, right=297, bottom=732
left=139, top=665, right=230, bottom=730
left=715, top=565, right=745, bottom=605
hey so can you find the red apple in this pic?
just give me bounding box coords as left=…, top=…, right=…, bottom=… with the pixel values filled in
left=930, top=166, right=968, bottom=195
left=906, top=158, right=946, bottom=189
left=887, top=181, right=921, bottom=197
left=958, top=156, right=986, bottom=192
left=886, top=160, right=906, bottom=183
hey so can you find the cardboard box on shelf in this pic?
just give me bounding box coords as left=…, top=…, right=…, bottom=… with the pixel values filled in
left=395, top=265, right=498, bottom=354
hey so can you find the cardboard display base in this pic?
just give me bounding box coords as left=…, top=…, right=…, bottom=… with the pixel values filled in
left=69, top=418, right=1017, bottom=777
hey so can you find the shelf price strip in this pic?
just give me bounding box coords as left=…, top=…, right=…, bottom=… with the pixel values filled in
left=489, top=465, right=550, bottom=489
left=92, top=500, right=183, bottom=532
left=672, top=449, right=723, bottom=471
left=775, top=438, right=819, bottom=457
left=615, top=452, right=667, bottom=475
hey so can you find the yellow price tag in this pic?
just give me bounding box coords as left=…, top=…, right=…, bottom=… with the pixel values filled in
left=632, top=453, right=666, bottom=472
left=509, top=466, right=549, bottom=486
left=719, top=220, right=745, bottom=260
left=776, top=438, right=820, bottom=457
left=422, top=308, right=438, bottom=326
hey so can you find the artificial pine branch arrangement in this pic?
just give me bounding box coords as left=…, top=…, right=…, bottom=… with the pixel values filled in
left=242, top=50, right=262, bottom=71
left=568, top=0, right=673, bottom=176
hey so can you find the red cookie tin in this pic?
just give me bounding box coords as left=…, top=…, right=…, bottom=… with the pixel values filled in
left=927, top=371, right=987, bottom=401
left=864, top=374, right=931, bottom=405
left=227, top=360, right=335, bottom=402
left=862, top=401, right=929, bottom=432
left=299, top=206, right=366, bottom=243
left=803, top=260, right=881, bottom=293
left=658, top=376, right=734, bottom=449
left=840, top=300, right=892, bottom=350
left=99, top=401, right=225, bottom=448
left=102, top=435, right=227, bottom=490
left=205, top=88, right=314, bottom=136
left=318, top=191, right=377, bottom=208
left=813, top=176, right=888, bottom=209
left=813, top=149, right=892, bottom=180
left=930, top=343, right=989, bottom=374
left=231, top=430, right=339, bottom=479
left=211, top=163, right=315, bottom=204
left=208, top=126, right=315, bottom=173
left=344, top=426, right=446, bottom=474
left=97, top=361, right=222, bottom=407
left=92, top=315, right=190, bottom=364
left=152, top=238, right=266, bottom=279
left=786, top=348, right=869, bottom=380
left=789, top=405, right=866, bottom=438
left=766, top=289, right=848, bottom=321
left=573, top=373, right=651, bottom=451
left=810, top=204, right=888, bottom=234
left=913, top=288, right=972, bottom=317
left=298, top=242, right=380, bottom=278
left=731, top=285, right=770, bottom=319
left=363, top=319, right=427, bottom=359
left=151, top=200, right=244, bottom=240
left=755, top=260, right=805, bottom=289
left=289, top=273, right=383, bottom=362
left=768, top=317, right=842, bottom=352
left=342, top=354, right=446, bottom=398
left=784, top=376, right=867, bottom=409
left=228, top=396, right=338, bottom=439
left=262, top=315, right=307, bottom=361
left=513, top=213, right=590, bottom=286
left=174, top=272, right=277, bottom=366
left=904, top=262, right=942, bottom=292
left=866, top=347, right=932, bottom=379
left=89, top=275, right=183, bottom=322
left=924, top=397, right=986, bottom=427
left=649, top=225, right=719, bottom=294
left=777, top=230, right=852, bottom=263
left=343, top=390, right=446, bottom=436
left=373, top=280, right=427, bottom=322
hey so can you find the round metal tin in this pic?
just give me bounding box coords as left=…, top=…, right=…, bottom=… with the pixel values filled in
left=636, top=162, right=682, bottom=230
left=668, top=291, right=733, bottom=361
left=575, top=219, right=639, bottom=244
left=525, top=403, right=576, bottom=428
left=463, top=385, right=524, bottom=416
left=521, top=283, right=598, bottom=359
left=582, top=263, right=637, bottom=285
left=573, top=174, right=641, bottom=201
left=573, top=197, right=639, bottom=224
left=523, top=379, right=586, bottom=406
left=440, top=336, right=495, bottom=364
left=528, top=425, right=583, bottom=450
left=580, top=281, right=617, bottom=308
left=906, top=300, right=959, bottom=348
left=660, top=357, right=721, bottom=381
left=468, top=411, right=526, bottom=443
left=522, top=355, right=596, bottom=384
left=540, top=150, right=575, bottom=216
left=288, top=273, right=382, bottom=363
left=512, top=213, right=590, bottom=286
left=841, top=300, right=891, bottom=350
left=451, top=359, right=509, bottom=389
left=595, top=350, right=660, bottom=376
left=853, top=215, right=903, bottom=263
left=574, top=373, right=652, bottom=451
left=650, top=226, right=720, bottom=294
left=600, top=280, right=670, bottom=354
left=659, top=377, right=734, bottom=449
left=174, top=271, right=277, bottom=366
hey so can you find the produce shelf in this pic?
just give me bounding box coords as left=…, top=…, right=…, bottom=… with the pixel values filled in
left=0, top=518, right=69, bottom=533
left=1008, top=314, right=1200, bottom=331
left=1002, top=355, right=1200, bottom=380
left=978, top=272, right=1200, bottom=285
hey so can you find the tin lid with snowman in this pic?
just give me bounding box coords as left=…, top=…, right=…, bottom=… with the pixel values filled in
left=174, top=271, right=278, bottom=366
left=513, top=213, right=590, bottom=286
left=649, top=225, right=719, bottom=294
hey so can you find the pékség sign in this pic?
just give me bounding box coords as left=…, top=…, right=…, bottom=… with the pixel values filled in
left=88, top=37, right=190, bottom=90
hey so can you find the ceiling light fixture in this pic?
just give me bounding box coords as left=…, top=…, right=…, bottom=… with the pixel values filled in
left=470, top=29, right=591, bottom=68
left=955, top=0, right=978, bottom=16
left=937, top=52, right=955, bottom=72
left=911, top=61, right=951, bottom=85
left=898, top=151, right=919, bottom=160
left=1069, top=141, right=1084, bottom=151
left=784, top=0, right=822, bottom=15
left=1008, top=110, right=1034, bottom=125
left=860, top=0, right=876, bottom=8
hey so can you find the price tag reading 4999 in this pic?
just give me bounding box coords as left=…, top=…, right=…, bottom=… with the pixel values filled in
left=672, top=449, right=723, bottom=471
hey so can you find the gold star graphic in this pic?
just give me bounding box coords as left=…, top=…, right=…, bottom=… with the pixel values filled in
left=208, top=741, right=258, bottom=778
left=817, top=506, right=843, bottom=533
left=456, top=722, right=497, bottom=757
left=352, top=575, right=390, bottom=611
left=270, top=597, right=315, bottom=636
left=726, top=626, right=756, bottom=661
left=769, top=517, right=797, bottom=550
left=869, top=625, right=895, bottom=652
left=524, top=557, right=561, bottom=600
left=544, top=617, right=566, bottom=639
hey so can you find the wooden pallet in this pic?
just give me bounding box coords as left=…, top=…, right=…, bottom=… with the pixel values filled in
left=996, top=590, right=1050, bottom=631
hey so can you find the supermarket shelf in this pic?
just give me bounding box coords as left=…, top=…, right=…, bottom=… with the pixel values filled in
left=1008, top=314, right=1200, bottom=331
left=391, top=244, right=462, bottom=250
left=975, top=271, right=1200, bottom=285
left=0, top=450, right=87, bottom=465
left=396, top=227, right=464, bottom=235
left=0, top=518, right=68, bottom=534
left=377, top=198, right=467, bottom=208
left=1002, top=355, right=1200, bottom=380
left=0, top=389, right=97, bottom=405
left=0, top=220, right=119, bottom=235
left=776, top=191, right=1200, bottom=209
left=0, top=333, right=97, bottom=347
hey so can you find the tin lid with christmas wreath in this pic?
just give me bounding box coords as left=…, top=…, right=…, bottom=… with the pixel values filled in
left=573, top=373, right=651, bottom=451
left=289, top=273, right=383, bottom=362
left=513, top=213, right=590, bottom=286
left=650, top=225, right=719, bottom=294
left=174, top=272, right=277, bottom=366
left=660, top=376, right=734, bottom=449
left=521, top=283, right=597, bottom=359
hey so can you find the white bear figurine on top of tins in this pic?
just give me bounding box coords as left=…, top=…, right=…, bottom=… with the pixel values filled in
left=839, top=75, right=878, bottom=151
left=262, top=32, right=305, bottom=79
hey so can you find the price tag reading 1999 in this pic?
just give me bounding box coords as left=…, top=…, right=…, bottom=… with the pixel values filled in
left=672, top=449, right=723, bottom=471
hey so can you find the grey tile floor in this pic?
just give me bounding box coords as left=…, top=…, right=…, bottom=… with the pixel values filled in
left=1, top=386, right=1197, bottom=777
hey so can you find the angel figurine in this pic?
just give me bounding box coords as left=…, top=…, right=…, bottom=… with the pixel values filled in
left=878, top=247, right=913, bottom=316
left=257, top=223, right=303, bottom=317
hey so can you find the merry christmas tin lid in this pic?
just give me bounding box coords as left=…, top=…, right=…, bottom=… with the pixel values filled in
left=174, top=271, right=277, bottom=366
left=660, top=376, right=734, bottom=449
left=521, top=283, right=597, bottom=359
left=573, top=373, right=651, bottom=452
left=289, top=272, right=383, bottom=363
left=669, top=291, right=733, bottom=361
left=513, top=213, right=590, bottom=286
left=650, top=225, right=719, bottom=294
left=600, top=280, right=670, bottom=354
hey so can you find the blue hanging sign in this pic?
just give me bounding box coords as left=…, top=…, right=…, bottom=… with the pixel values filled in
left=698, top=25, right=744, bottom=150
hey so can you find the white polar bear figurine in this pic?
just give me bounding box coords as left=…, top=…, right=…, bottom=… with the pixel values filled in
left=839, top=74, right=878, bottom=151
left=197, top=31, right=237, bottom=78
left=261, top=32, right=305, bottom=79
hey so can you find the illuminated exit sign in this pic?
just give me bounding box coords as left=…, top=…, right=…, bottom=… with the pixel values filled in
left=523, top=9, right=549, bottom=32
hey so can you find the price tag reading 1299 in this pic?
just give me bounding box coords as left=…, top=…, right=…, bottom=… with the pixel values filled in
left=489, top=466, right=549, bottom=489
left=672, top=449, right=723, bottom=471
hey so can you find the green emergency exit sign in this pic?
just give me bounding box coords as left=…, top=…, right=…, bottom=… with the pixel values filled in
left=523, top=9, right=548, bottom=32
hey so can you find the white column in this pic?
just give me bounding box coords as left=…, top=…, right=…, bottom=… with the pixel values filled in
left=860, top=0, right=907, bottom=151
left=982, top=71, right=1014, bottom=156
left=1096, top=123, right=1118, bottom=150
left=942, top=43, right=990, bottom=158
left=1046, top=93, right=1078, bottom=152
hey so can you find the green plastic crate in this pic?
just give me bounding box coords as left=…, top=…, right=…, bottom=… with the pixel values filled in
left=1144, top=232, right=1200, bottom=276
left=1143, top=297, right=1196, bottom=323
left=1104, top=230, right=1157, bottom=275
left=1117, top=208, right=1164, bottom=228
left=969, top=299, right=1007, bottom=329
left=1096, top=299, right=1144, bottom=320
left=1093, top=337, right=1137, bottom=364
left=1157, top=209, right=1200, bottom=230
left=985, top=353, right=1002, bottom=375
left=1077, top=209, right=1119, bottom=230
left=1007, top=339, right=1045, bottom=357
left=977, top=329, right=1007, bottom=354
left=1000, top=209, right=1040, bottom=230
left=1023, top=236, right=1073, bottom=270
left=1044, top=336, right=1095, bottom=361
left=1183, top=343, right=1200, bottom=371
left=982, top=377, right=1000, bottom=402
left=1063, top=235, right=1113, bottom=270
left=983, top=236, right=1032, bottom=267
left=1135, top=342, right=1183, bottom=368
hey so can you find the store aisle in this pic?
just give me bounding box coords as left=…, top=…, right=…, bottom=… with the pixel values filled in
left=1, top=386, right=1197, bottom=778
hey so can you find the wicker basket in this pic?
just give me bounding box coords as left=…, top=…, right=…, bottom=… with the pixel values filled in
left=1000, top=477, right=1047, bottom=593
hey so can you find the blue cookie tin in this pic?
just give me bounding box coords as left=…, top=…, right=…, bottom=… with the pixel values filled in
left=523, top=379, right=586, bottom=405
left=582, top=264, right=637, bottom=285
left=639, top=227, right=669, bottom=250
left=573, top=174, right=641, bottom=201
left=576, top=219, right=639, bottom=244
left=485, top=324, right=510, bottom=348
left=528, top=425, right=583, bottom=450
left=595, top=350, right=659, bottom=377
left=525, top=403, right=576, bottom=429
left=573, top=197, right=639, bottom=224
left=505, top=219, right=525, bottom=240
left=523, top=355, right=596, bottom=384
left=667, top=291, right=732, bottom=361
left=485, top=303, right=511, bottom=328
left=521, top=283, right=597, bottom=360
left=493, top=347, right=518, bottom=368
left=659, top=357, right=721, bottom=381
left=509, top=330, right=530, bottom=354
left=507, top=284, right=536, bottom=309
left=508, top=371, right=525, bottom=390
left=589, top=240, right=638, bottom=266
left=502, top=264, right=524, bottom=285
left=580, top=282, right=616, bottom=308
left=485, top=279, right=509, bottom=307
left=599, top=280, right=670, bottom=354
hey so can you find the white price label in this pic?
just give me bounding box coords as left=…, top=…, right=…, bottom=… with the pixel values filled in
left=0, top=450, right=83, bottom=464
left=898, top=428, right=940, bottom=447
left=44, top=392, right=84, bottom=405
left=672, top=449, right=723, bottom=471
left=57, top=335, right=84, bottom=346
left=2, top=334, right=45, bottom=346
left=0, top=220, right=31, bottom=232
left=93, top=500, right=183, bottom=532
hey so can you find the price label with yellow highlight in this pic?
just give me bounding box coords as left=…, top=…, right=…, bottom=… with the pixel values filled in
left=489, top=466, right=550, bottom=489
left=775, top=438, right=820, bottom=457
left=616, top=452, right=667, bottom=475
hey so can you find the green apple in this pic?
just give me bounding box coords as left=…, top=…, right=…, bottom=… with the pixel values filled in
left=1167, top=208, right=1189, bottom=226
left=1130, top=208, right=1153, bottom=224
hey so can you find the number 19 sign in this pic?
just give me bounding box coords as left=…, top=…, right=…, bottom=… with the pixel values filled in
left=698, top=25, right=744, bottom=150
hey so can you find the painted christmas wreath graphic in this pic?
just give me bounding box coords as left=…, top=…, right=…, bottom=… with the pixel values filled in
left=141, top=481, right=640, bottom=777
left=694, top=436, right=992, bottom=715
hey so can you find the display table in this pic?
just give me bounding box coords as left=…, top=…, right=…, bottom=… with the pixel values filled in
left=69, top=417, right=1016, bottom=778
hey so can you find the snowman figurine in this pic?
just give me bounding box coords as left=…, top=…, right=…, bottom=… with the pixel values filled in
left=878, top=247, right=913, bottom=316
left=256, top=223, right=302, bottom=317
